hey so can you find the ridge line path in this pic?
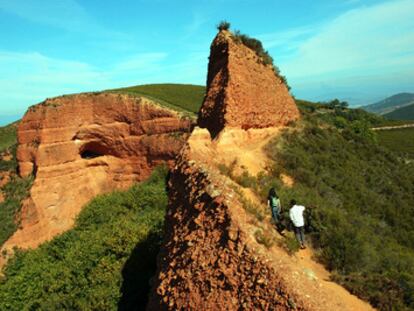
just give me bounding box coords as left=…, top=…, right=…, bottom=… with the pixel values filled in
left=372, top=123, right=414, bottom=131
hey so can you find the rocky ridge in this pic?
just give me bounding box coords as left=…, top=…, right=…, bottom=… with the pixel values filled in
left=1, top=93, right=191, bottom=255
left=148, top=30, right=375, bottom=310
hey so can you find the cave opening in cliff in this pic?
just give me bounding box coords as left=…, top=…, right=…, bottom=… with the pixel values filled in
left=80, top=141, right=109, bottom=159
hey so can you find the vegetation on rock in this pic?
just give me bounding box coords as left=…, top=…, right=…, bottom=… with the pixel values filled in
left=0, top=125, right=33, bottom=246
left=110, top=83, right=205, bottom=115
left=217, top=20, right=230, bottom=31
left=230, top=28, right=290, bottom=90
left=0, top=124, right=17, bottom=153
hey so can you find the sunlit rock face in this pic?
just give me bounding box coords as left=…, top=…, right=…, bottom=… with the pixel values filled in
left=198, top=30, right=300, bottom=138
left=4, top=92, right=191, bottom=250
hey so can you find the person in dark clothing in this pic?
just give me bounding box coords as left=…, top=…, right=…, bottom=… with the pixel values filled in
left=268, top=188, right=283, bottom=234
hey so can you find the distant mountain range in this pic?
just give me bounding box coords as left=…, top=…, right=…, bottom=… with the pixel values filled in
left=362, top=93, right=414, bottom=116
left=383, top=103, right=414, bottom=120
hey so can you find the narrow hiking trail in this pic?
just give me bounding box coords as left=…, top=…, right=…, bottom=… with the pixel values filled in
left=215, top=128, right=377, bottom=311
left=154, top=125, right=377, bottom=310
left=372, top=123, right=414, bottom=131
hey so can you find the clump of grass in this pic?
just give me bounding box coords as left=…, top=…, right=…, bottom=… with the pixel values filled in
left=234, top=170, right=257, bottom=188
left=254, top=229, right=274, bottom=248
left=239, top=194, right=265, bottom=222
left=217, top=20, right=230, bottom=31
left=217, top=158, right=238, bottom=179
left=282, top=235, right=300, bottom=255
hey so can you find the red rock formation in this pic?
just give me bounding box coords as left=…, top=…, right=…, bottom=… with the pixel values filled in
left=198, top=30, right=300, bottom=138
left=2, top=93, right=191, bottom=251
left=148, top=31, right=374, bottom=311
left=147, top=145, right=304, bottom=310
left=148, top=30, right=304, bottom=310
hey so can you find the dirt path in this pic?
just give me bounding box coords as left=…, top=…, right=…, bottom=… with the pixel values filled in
left=223, top=128, right=376, bottom=311
left=189, top=126, right=376, bottom=310
left=372, top=123, right=414, bottom=131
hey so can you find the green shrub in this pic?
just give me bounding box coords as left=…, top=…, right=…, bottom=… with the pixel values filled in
left=283, top=235, right=300, bottom=255
left=0, top=166, right=169, bottom=310
left=217, top=20, right=230, bottom=31
left=260, top=111, right=414, bottom=310
left=0, top=124, right=17, bottom=153
left=0, top=143, right=32, bottom=246
left=254, top=229, right=273, bottom=248
left=234, top=170, right=257, bottom=188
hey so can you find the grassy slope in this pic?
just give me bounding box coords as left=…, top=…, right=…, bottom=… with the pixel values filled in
left=0, top=167, right=168, bottom=311
left=377, top=127, right=414, bottom=158
left=258, top=104, right=414, bottom=310
left=0, top=124, right=17, bottom=153
left=110, top=83, right=205, bottom=115
left=0, top=123, right=33, bottom=246
left=383, top=103, right=414, bottom=121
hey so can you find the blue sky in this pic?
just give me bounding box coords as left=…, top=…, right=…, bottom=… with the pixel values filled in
left=0, top=0, right=413, bottom=125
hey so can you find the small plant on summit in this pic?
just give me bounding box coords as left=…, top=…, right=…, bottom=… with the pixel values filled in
left=217, top=20, right=231, bottom=31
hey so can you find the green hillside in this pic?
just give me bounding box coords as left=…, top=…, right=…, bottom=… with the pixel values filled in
left=110, top=83, right=205, bottom=115
left=257, top=103, right=414, bottom=310
left=377, top=127, right=414, bottom=158
left=1, top=89, right=414, bottom=310
left=0, top=123, right=33, bottom=247
left=363, top=92, right=414, bottom=115
left=0, top=123, right=17, bottom=153
left=0, top=128, right=33, bottom=248
left=383, top=103, right=414, bottom=120
left=0, top=166, right=167, bottom=310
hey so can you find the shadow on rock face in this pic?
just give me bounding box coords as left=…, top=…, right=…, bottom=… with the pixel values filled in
left=118, top=231, right=163, bottom=311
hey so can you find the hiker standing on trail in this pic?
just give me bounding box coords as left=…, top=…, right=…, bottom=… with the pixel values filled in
left=268, top=188, right=282, bottom=232
left=289, top=199, right=306, bottom=249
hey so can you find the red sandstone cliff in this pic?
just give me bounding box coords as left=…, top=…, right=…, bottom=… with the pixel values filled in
left=1, top=93, right=191, bottom=254
left=198, top=30, right=300, bottom=138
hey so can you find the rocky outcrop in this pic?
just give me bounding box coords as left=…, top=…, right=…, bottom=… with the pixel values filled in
left=2, top=93, right=191, bottom=251
left=148, top=133, right=305, bottom=310
left=198, top=30, right=300, bottom=138
left=148, top=30, right=304, bottom=310
left=148, top=30, right=376, bottom=311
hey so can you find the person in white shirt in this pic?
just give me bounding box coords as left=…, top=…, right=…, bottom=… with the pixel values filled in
left=289, top=199, right=306, bottom=249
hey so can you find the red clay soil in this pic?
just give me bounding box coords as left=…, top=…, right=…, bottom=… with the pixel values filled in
left=1, top=93, right=192, bottom=258
left=198, top=30, right=300, bottom=138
